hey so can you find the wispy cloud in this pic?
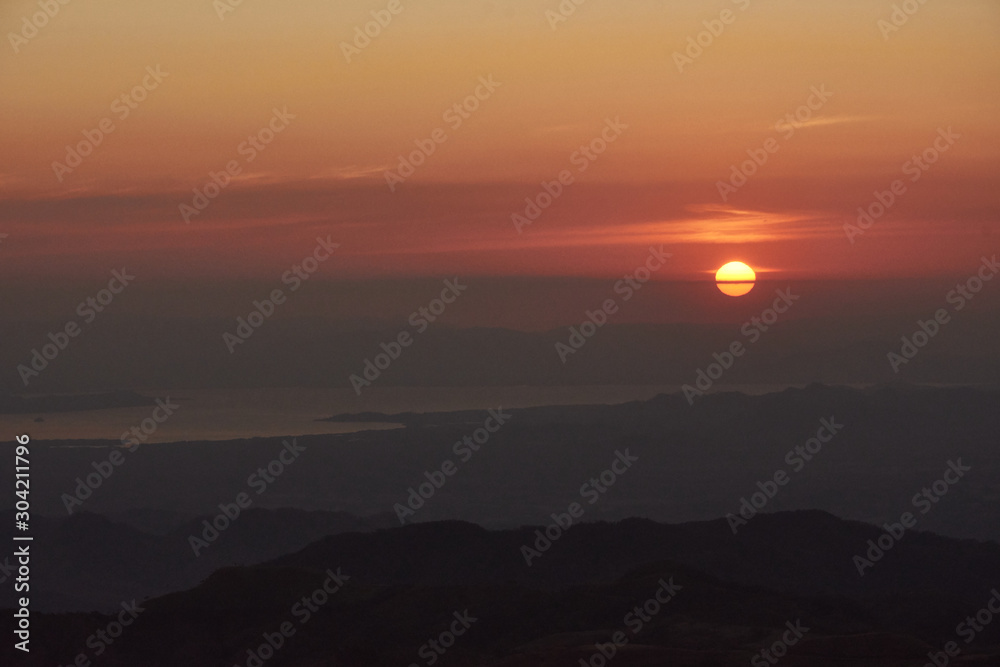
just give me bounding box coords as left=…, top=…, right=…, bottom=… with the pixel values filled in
left=512, top=205, right=841, bottom=249
left=790, top=114, right=881, bottom=130
left=308, top=165, right=389, bottom=181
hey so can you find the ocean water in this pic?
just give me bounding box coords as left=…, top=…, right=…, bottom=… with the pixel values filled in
left=1, top=384, right=800, bottom=444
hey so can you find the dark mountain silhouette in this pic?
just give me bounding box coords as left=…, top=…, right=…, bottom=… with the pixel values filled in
left=0, top=508, right=395, bottom=612
left=1, top=385, right=998, bottom=663
left=2, top=512, right=998, bottom=666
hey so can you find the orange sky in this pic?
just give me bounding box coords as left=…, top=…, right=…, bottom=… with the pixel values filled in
left=0, top=0, right=997, bottom=282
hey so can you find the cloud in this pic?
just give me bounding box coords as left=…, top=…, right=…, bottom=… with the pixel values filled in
left=788, top=115, right=881, bottom=130
left=308, top=165, right=389, bottom=181
left=513, top=205, right=840, bottom=250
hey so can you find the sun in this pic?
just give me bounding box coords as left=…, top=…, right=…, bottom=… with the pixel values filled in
left=715, top=261, right=756, bottom=297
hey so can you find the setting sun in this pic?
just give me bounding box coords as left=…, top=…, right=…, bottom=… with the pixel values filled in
left=715, top=261, right=756, bottom=297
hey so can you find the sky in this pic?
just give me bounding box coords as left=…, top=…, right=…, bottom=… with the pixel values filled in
left=1, top=0, right=998, bottom=290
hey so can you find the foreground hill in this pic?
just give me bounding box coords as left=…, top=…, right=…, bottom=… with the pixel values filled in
left=2, top=512, right=999, bottom=665
left=0, top=508, right=395, bottom=612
